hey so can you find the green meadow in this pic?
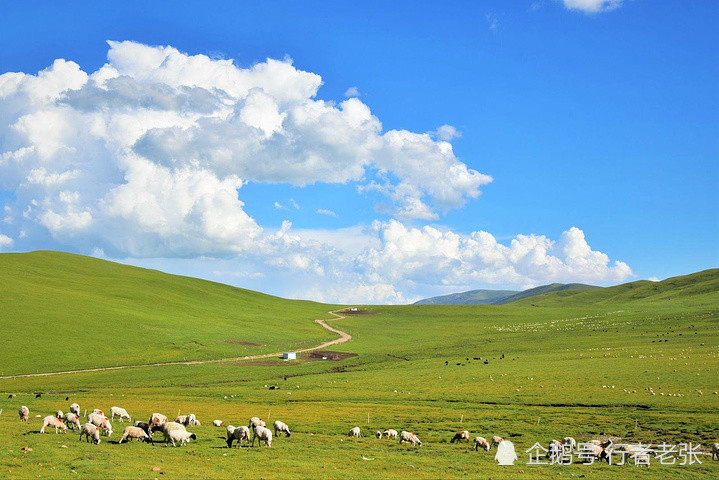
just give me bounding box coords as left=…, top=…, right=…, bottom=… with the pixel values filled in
left=0, top=252, right=717, bottom=479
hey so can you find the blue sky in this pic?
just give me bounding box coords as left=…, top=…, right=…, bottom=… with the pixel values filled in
left=0, top=0, right=716, bottom=303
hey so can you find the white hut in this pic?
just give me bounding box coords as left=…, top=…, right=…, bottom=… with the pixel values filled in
left=283, top=352, right=297, bottom=361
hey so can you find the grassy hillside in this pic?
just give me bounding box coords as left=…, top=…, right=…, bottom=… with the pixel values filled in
left=414, top=289, right=518, bottom=305
left=0, top=254, right=717, bottom=479
left=0, top=251, right=336, bottom=374
left=514, top=269, right=719, bottom=307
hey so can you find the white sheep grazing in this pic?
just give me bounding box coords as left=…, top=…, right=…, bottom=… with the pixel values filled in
left=376, top=430, right=383, bottom=439
left=18, top=406, right=29, bottom=422
left=69, top=403, right=80, bottom=416
left=111, top=407, right=131, bottom=422
left=711, top=443, right=719, bottom=460
left=547, top=440, right=564, bottom=460
left=167, top=429, right=197, bottom=447
left=148, top=413, right=168, bottom=440
left=41, top=415, right=68, bottom=434
left=273, top=420, right=291, bottom=437
left=55, top=410, right=64, bottom=419
left=92, top=409, right=104, bottom=416
left=161, top=422, right=187, bottom=444
left=248, top=417, right=266, bottom=429
left=119, top=426, right=150, bottom=443
left=175, top=413, right=197, bottom=426
left=491, top=436, right=504, bottom=447
left=79, top=423, right=101, bottom=444
left=399, top=431, right=422, bottom=446
left=474, top=436, right=491, bottom=451
left=451, top=430, right=470, bottom=443
left=562, top=437, right=576, bottom=451
left=64, top=412, right=82, bottom=430
left=226, top=425, right=251, bottom=448
left=348, top=426, right=361, bottom=438
left=383, top=429, right=398, bottom=440
left=213, top=420, right=225, bottom=427
left=251, top=425, right=273, bottom=447
left=87, top=413, right=113, bottom=436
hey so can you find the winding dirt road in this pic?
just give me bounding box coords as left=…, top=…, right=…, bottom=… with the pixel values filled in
left=0, top=310, right=351, bottom=380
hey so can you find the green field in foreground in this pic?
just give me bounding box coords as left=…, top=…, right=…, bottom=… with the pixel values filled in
left=0, top=252, right=717, bottom=479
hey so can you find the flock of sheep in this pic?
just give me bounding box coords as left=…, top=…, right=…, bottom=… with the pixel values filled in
left=18, top=403, right=289, bottom=448
left=18, top=404, right=719, bottom=463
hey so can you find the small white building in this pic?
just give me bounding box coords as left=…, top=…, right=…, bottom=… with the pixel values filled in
left=283, top=352, right=297, bottom=361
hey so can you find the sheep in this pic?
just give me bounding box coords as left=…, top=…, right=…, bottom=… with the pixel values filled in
left=40, top=415, right=68, bottom=434
left=55, top=410, right=64, bottom=419
left=161, top=422, right=187, bottom=444
left=226, top=425, right=251, bottom=448
left=248, top=417, right=266, bottom=429
left=547, top=440, right=564, bottom=460
left=149, top=413, right=168, bottom=429
left=251, top=425, right=272, bottom=447
left=580, top=443, right=610, bottom=463
left=64, top=412, right=82, bottom=430
left=79, top=423, right=101, bottom=444
left=69, top=403, right=80, bottom=416
left=111, top=406, right=131, bottom=422
left=451, top=430, right=470, bottom=443
left=711, top=443, right=719, bottom=460
left=119, top=426, right=151, bottom=443
left=176, top=413, right=198, bottom=426
left=213, top=420, right=225, bottom=427
left=473, top=436, right=491, bottom=451
left=147, top=413, right=168, bottom=441
left=562, top=437, right=577, bottom=451
left=92, top=409, right=104, bottom=416
left=166, top=429, right=197, bottom=447
left=87, top=413, right=113, bottom=436
left=376, top=430, right=383, bottom=439
left=399, top=431, right=422, bottom=446
left=348, top=426, right=361, bottom=438
left=18, top=406, right=29, bottom=422
left=383, top=429, right=398, bottom=440
left=273, top=420, right=291, bottom=438
left=491, top=436, right=504, bottom=447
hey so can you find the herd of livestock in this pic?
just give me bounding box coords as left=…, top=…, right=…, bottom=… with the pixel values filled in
left=16, top=403, right=719, bottom=463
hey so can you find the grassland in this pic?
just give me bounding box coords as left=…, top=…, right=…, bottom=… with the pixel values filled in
left=0, top=252, right=717, bottom=479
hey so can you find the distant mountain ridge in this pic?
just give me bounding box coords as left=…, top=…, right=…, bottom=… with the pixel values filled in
left=413, top=289, right=519, bottom=305
left=414, top=283, right=599, bottom=305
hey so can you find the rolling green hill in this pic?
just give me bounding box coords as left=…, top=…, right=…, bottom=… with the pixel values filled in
left=514, top=269, right=719, bottom=307
left=0, top=252, right=717, bottom=479
left=0, top=251, right=336, bottom=375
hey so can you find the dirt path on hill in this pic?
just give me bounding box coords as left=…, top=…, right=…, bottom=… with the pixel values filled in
left=0, top=311, right=351, bottom=380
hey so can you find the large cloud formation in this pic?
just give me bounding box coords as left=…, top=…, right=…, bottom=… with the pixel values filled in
left=0, top=41, right=632, bottom=303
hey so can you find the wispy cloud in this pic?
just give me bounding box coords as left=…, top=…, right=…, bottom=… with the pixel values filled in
left=344, top=86, right=360, bottom=97
left=316, top=209, right=337, bottom=217
left=485, top=13, right=499, bottom=32
left=562, top=0, right=622, bottom=14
